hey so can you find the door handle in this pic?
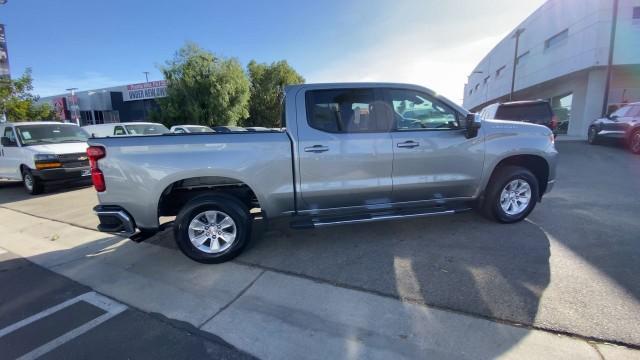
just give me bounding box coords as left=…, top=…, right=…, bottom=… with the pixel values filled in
left=304, top=145, right=330, bottom=153
left=396, top=141, right=419, bottom=148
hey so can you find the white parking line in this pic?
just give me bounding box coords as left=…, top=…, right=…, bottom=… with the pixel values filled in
left=0, top=292, right=127, bottom=359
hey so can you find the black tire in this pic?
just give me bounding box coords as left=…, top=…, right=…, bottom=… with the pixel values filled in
left=22, top=168, right=44, bottom=195
left=174, top=194, right=251, bottom=264
left=628, top=129, right=640, bottom=155
left=587, top=126, right=599, bottom=145
left=481, top=166, right=539, bottom=223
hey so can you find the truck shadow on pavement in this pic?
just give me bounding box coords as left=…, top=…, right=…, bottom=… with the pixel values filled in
left=240, top=212, right=551, bottom=335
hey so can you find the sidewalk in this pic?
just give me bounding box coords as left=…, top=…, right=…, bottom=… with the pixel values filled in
left=0, top=207, right=638, bottom=359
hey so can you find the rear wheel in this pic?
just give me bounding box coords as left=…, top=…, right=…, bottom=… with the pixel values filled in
left=22, top=168, right=44, bottom=195
left=629, top=129, right=640, bottom=154
left=481, top=166, right=539, bottom=223
left=587, top=126, right=599, bottom=145
left=174, top=194, right=251, bottom=264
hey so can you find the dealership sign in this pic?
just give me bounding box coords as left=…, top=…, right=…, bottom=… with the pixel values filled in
left=123, top=80, right=167, bottom=102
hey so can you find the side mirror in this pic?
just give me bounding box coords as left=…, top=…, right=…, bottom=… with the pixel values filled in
left=1, top=136, right=16, bottom=147
left=465, top=113, right=481, bottom=139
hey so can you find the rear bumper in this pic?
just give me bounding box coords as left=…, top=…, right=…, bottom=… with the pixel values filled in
left=93, top=205, right=136, bottom=235
left=33, top=166, right=91, bottom=182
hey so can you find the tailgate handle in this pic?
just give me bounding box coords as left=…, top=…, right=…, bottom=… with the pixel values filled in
left=397, top=141, right=419, bottom=148
left=304, top=145, right=330, bottom=153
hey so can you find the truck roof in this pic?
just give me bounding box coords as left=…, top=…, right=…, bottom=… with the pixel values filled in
left=285, top=82, right=467, bottom=114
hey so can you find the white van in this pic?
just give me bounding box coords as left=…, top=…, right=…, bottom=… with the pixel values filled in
left=0, top=122, right=90, bottom=194
left=83, top=122, right=169, bottom=137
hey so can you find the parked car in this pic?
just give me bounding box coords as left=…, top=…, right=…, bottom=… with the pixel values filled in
left=588, top=102, right=640, bottom=154
left=88, top=83, right=558, bottom=264
left=170, top=125, right=214, bottom=133
left=479, top=100, right=558, bottom=135
left=83, top=122, right=170, bottom=137
left=0, top=122, right=90, bottom=194
left=211, top=126, right=247, bottom=133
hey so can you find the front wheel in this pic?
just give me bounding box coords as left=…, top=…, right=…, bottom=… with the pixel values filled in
left=174, top=194, right=251, bottom=264
left=587, top=126, right=599, bottom=145
left=628, top=129, right=640, bottom=154
left=22, top=168, right=44, bottom=195
left=481, top=166, right=539, bottom=223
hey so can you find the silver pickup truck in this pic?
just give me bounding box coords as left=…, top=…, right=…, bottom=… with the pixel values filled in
left=88, top=83, right=558, bottom=263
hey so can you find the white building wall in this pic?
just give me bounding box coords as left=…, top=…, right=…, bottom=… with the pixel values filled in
left=463, top=0, right=640, bottom=138
left=463, top=0, right=616, bottom=109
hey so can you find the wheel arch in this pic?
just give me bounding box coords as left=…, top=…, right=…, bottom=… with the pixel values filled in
left=157, top=176, right=261, bottom=221
left=485, top=154, right=550, bottom=200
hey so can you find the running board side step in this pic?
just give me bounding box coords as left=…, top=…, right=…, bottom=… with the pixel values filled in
left=290, top=207, right=472, bottom=229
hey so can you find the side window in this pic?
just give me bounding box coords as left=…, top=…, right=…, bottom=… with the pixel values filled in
left=386, top=89, right=460, bottom=130
left=3, top=127, right=17, bottom=144
left=305, top=89, right=389, bottom=133
left=113, top=126, right=126, bottom=136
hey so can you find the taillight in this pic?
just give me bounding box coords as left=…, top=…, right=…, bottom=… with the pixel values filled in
left=551, top=115, right=558, bottom=130
left=87, top=146, right=106, bottom=192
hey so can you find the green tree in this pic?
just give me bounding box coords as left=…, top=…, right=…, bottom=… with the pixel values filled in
left=153, top=42, right=250, bottom=127
left=0, top=68, right=57, bottom=121
left=245, top=60, right=304, bottom=128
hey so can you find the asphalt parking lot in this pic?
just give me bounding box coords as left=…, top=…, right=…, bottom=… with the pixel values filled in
left=1, top=140, right=639, bottom=358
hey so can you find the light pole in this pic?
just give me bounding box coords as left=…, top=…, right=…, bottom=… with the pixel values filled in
left=142, top=72, right=150, bottom=120
left=65, top=87, right=79, bottom=125
left=602, top=0, right=619, bottom=116
left=509, top=28, right=525, bottom=101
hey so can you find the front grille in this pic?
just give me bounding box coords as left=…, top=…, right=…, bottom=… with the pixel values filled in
left=58, top=152, right=90, bottom=168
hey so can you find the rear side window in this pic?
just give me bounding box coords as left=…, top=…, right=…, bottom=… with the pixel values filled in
left=305, top=89, right=388, bottom=133
left=495, top=103, right=553, bottom=123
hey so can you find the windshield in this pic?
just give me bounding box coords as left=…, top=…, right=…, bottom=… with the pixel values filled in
left=15, top=124, right=88, bottom=146
left=124, top=124, right=169, bottom=135
left=185, top=126, right=213, bottom=133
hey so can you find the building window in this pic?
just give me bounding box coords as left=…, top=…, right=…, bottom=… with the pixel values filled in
left=545, top=29, right=569, bottom=50
left=496, top=65, right=506, bottom=78
left=483, top=76, right=490, bottom=85
left=516, top=51, right=530, bottom=66
left=474, top=84, right=479, bottom=91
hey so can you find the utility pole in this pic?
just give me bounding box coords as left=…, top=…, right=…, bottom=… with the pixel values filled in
left=142, top=72, right=149, bottom=120
left=65, top=87, right=79, bottom=125
left=602, top=0, right=619, bottom=117
left=509, top=28, right=525, bottom=101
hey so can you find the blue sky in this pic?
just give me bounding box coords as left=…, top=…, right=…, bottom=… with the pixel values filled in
left=2, top=0, right=544, bottom=103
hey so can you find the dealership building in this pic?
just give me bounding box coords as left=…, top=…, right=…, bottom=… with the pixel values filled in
left=463, top=0, right=640, bottom=138
left=37, top=80, right=167, bottom=126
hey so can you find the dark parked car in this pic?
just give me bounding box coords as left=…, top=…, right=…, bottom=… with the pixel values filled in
left=479, top=100, right=558, bottom=134
left=588, top=102, right=640, bottom=154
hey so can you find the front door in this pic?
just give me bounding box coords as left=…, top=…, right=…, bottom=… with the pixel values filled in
left=296, top=88, right=394, bottom=211
left=0, top=126, right=22, bottom=179
left=381, top=88, right=485, bottom=203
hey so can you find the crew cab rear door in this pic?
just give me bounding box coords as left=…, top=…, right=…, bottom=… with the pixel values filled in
left=380, top=88, right=484, bottom=202
left=295, top=88, right=394, bottom=211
